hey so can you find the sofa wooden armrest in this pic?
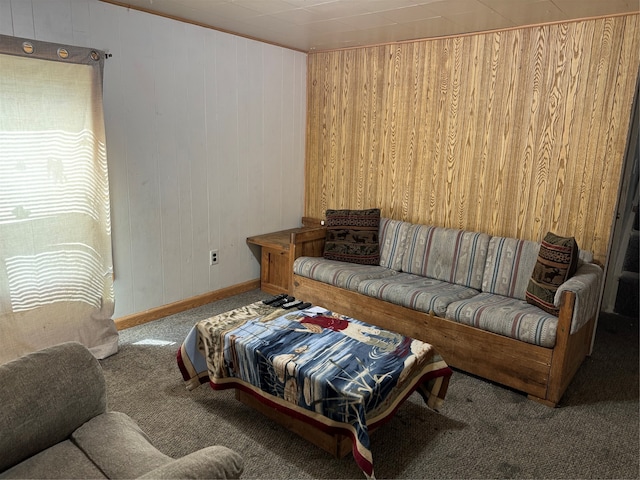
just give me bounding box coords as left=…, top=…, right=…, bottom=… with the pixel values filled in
left=287, top=227, right=326, bottom=294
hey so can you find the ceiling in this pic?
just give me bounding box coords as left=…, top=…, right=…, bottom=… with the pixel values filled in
left=102, top=0, right=639, bottom=52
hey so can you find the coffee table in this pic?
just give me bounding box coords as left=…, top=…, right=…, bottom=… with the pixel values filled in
left=177, top=301, right=452, bottom=478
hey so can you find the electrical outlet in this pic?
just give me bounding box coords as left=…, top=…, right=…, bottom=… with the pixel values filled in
left=209, top=249, right=219, bottom=265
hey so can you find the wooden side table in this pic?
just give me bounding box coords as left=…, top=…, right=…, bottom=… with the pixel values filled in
left=247, top=226, right=326, bottom=294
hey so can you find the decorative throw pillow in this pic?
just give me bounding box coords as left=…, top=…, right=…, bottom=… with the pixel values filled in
left=525, top=232, right=579, bottom=315
left=323, top=208, right=381, bottom=265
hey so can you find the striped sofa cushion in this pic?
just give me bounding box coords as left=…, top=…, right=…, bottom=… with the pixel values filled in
left=445, top=292, right=558, bottom=347
left=401, top=225, right=490, bottom=289
left=293, top=256, right=395, bottom=291
left=481, top=237, right=540, bottom=300
left=358, top=273, right=480, bottom=316
left=378, top=218, right=413, bottom=271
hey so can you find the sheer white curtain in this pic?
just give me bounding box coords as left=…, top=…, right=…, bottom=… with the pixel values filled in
left=0, top=35, right=118, bottom=364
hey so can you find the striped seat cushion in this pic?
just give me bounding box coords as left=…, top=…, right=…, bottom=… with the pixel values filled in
left=293, top=256, right=395, bottom=291
left=357, top=273, right=480, bottom=317
left=401, top=225, right=490, bottom=289
left=445, top=292, right=558, bottom=347
left=481, top=236, right=541, bottom=300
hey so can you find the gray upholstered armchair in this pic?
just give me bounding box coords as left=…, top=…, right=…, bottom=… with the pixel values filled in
left=0, top=341, right=243, bottom=479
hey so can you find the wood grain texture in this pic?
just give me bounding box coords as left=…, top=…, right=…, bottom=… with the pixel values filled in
left=305, top=15, right=640, bottom=264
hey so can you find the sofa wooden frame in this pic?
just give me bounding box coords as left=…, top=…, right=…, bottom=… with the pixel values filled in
left=289, top=226, right=596, bottom=408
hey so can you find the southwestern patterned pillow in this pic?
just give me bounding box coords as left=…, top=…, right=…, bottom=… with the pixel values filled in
left=323, top=208, right=381, bottom=265
left=525, top=232, right=579, bottom=315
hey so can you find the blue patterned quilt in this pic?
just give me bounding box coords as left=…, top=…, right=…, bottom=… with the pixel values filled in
left=178, top=301, right=451, bottom=478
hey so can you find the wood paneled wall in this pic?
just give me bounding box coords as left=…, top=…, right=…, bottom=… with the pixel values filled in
left=305, top=14, right=640, bottom=265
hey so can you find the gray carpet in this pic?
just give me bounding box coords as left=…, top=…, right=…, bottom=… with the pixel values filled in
left=100, top=289, right=639, bottom=479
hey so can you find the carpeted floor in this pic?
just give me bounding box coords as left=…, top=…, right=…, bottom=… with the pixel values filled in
left=100, top=289, right=639, bottom=479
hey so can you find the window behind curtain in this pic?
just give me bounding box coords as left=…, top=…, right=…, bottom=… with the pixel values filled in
left=0, top=35, right=118, bottom=364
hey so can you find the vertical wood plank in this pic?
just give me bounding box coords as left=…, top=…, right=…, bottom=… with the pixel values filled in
left=305, top=14, right=640, bottom=265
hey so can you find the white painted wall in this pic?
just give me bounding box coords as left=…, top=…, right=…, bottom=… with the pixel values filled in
left=0, top=0, right=307, bottom=317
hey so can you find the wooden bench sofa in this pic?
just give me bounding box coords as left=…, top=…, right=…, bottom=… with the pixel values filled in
left=289, top=216, right=603, bottom=407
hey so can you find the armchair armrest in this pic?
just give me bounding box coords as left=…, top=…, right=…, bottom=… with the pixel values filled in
left=554, top=263, right=603, bottom=334
left=138, top=446, right=244, bottom=479
left=0, top=342, right=106, bottom=473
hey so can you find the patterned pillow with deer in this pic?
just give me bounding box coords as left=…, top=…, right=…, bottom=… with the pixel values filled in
left=323, top=209, right=381, bottom=265
left=525, top=232, right=579, bottom=315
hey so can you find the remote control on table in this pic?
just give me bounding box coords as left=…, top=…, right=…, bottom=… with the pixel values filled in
left=282, top=299, right=303, bottom=309
left=296, top=302, right=312, bottom=310
left=271, top=296, right=294, bottom=308
left=262, top=293, right=287, bottom=305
